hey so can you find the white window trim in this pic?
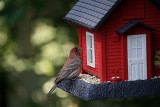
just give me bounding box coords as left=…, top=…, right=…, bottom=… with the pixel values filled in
left=86, top=31, right=95, bottom=68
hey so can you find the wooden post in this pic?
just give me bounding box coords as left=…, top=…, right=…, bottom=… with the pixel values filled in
left=121, top=34, right=125, bottom=81
left=79, top=26, right=83, bottom=74
left=147, top=30, right=152, bottom=79
left=100, top=30, right=106, bottom=83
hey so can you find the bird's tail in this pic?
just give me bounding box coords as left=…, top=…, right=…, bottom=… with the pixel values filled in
left=47, top=84, right=57, bottom=97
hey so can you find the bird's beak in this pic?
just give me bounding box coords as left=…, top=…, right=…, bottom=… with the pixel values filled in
left=77, top=48, right=82, bottom=52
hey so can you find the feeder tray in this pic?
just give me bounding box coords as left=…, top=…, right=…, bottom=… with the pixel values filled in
left=57, top=78, right=160, bottom=100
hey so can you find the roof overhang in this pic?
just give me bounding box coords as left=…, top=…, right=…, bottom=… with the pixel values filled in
left=151, top=0, right=160, bottom=10
left=64, top=0, right=159, bottom=30
left=117, top=20, right=156, bottom=34
left=64, top=0, right=122, bottom=30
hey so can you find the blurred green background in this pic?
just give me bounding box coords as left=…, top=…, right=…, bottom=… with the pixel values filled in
left=0, top=0, right=160, bottom=107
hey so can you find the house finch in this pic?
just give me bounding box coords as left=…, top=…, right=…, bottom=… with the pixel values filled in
left=47, top=47, right=82, bottom=97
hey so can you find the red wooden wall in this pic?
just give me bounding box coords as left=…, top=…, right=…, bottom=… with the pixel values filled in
left=100, top=0, right=160, bottom=81
left=80, top=27, right=102, bottom=77
left=80, top=0, right=160, bottom=82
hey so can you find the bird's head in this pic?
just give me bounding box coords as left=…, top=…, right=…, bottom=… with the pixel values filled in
left=69, top=47, right=82, bottom=58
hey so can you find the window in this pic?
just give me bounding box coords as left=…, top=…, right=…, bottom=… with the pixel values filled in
left=86, top=32, right=95, bottom=68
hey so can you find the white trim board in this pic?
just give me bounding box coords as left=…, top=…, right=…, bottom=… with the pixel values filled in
left=86, top=32, right=95, bottom=68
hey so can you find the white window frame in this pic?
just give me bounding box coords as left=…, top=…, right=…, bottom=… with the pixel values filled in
left=86, top=31, right=95, bottom=68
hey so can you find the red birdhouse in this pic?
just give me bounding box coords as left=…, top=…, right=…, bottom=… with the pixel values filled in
left=64, top=0, right=160, bottom=83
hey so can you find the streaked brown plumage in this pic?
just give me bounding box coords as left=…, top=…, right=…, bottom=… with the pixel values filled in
left=47, top=47, right=82, bottom=97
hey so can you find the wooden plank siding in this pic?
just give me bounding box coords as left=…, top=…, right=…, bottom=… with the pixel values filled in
left=101, top=0, right=160, bottom=81
left=79, top=0, right=160, bottom=82
left=81, top=27, right=102, bottom=77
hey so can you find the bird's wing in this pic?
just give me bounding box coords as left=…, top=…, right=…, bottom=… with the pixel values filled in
left=55, top=58, right=81, bottom=83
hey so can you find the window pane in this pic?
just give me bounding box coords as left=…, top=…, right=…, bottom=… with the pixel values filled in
left=87, top=35, right=92, bottom=48
left=131, top=48, right=137, bottom=58
left=137, top=48, right=142, bottom=58
left=137, top=37, right=142, bottom=48
left=89, top=36, right=92, bottom=48
left=88, top=49, right=93, bottom=63
left=86, top=31, right=95, bottom=68
left=131, top=37, right=137, bottom=48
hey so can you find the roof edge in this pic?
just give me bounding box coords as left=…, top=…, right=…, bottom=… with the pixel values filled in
left=150, top=0, right=160, bottom=10
left=117, top=20, right=156, bottom=34
left=63, top=17, right=94, bottom=30
left=93, top=0, right=122, bottom=30
left=64, top=0, right=122, bottom=30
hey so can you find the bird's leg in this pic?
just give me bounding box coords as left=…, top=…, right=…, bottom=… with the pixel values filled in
left=68, top=78, right=76, bottom=87
left=71, top=77, right=76, bottom=81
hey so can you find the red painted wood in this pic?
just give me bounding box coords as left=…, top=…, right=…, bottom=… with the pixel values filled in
left=103, top=0, right=160, bottom=82
left=81, top=27, right=102, bottom=78
left=122, top=0, right=144, bottom=19
left=100, top=28, right=107, bottom=82
left=69, top=0, right=160, bottom=82
left=146, top=30, right=152, bottom=79
left=79, top=26, right=83, bottom=74
left=121, top=34, right=125, bottom=81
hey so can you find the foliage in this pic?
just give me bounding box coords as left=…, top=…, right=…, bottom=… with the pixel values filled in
left=155, top=51, right=160, bottom=67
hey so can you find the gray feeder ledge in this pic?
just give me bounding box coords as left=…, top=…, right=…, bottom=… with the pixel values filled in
left=57, top=78, right=160, bottom=100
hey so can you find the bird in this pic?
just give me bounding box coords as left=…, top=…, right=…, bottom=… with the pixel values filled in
left=47, top=47, right=82, bottom=97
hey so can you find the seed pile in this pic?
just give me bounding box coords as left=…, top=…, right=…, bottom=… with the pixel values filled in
left=79, top=73, right=100, bottom=84
left=79, top=74, right=160, bottom=84
left=152, top=76, right=160, bottom=79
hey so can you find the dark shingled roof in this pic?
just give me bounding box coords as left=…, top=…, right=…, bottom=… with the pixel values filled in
left=117, top=20, right=156, bottom=34
left=64, top=0, right=122, bottom=30
left=151, top=0, right=160, bottom=10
